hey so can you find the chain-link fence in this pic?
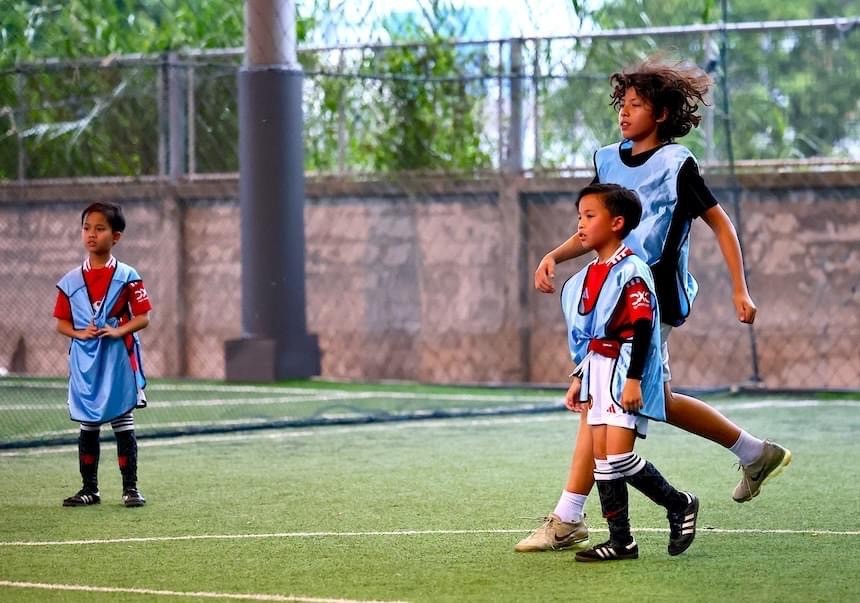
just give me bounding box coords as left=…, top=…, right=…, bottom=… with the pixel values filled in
left=0, top=18, right=858, bottom=445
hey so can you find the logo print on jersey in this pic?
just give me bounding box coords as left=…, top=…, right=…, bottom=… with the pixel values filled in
left=630, top=290, right=649, bottom=309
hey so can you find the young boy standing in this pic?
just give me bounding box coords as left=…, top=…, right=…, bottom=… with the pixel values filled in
left=563, top=183, right=697, bottom=561
left=54, top=202, right=151, bottom=508
left=517, top=57, right=790, bottom=552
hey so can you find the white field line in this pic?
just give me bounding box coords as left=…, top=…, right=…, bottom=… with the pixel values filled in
left=0, top=395, right=355, bottom=411
left=0, top=392, right=563, bottom=412
left=1, top=526, right=858, bottom=548
left=2, top=398, right=858, bottom=457
left=0, top=379, right=559, bottom=402
left=19, top=401, right=564, bottom=440
left=3, top=385, right=859, bottom=414
left=0, top=580, right=406, bottom=603
left=5, top=398, right=858, bottom=444
left=0, top=381, right=326, bottom=395
left=0, top=392, right=562, bottom=412
left=0, top=415, right=567, bottom=457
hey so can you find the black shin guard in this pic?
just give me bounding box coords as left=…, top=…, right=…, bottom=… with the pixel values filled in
left=596, top=478, right=632, bottom=545
left=78, top=429, right=100, bottom=492
left=115, top=430, right=138, bottom=491
left=626, top=460, right=687, bottom=512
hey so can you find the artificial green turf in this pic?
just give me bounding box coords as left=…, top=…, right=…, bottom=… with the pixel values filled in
left=0, top=378, right=565, bottom=445
left=1, top=393, right=858, bottom=601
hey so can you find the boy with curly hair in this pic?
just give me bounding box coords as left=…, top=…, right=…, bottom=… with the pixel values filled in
left=516, top=56, right=791, bottom=553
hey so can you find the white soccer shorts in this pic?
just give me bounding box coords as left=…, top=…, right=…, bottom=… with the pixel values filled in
left=585, top=353, right=649, bottom=436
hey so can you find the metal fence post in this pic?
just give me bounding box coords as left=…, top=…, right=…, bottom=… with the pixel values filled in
left=506, top=38, right=523, bottom=172
left=187, top=56, right=197, bottom=176
left=532, top=39, right=541, bottom=170
left=167, top=52, right=187, bottom=180
left=158, top=55, right=168, bottom=177
left=497, top=40, right=505, bottom=168
left=337, top=48, right=346, bottom=174
left=719, top=4, right=762, bottom=384
left=15, top=70, right=26, bottom=180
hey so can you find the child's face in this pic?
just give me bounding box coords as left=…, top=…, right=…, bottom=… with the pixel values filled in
left=618, top=88, right=661, bottom=141
left=81, top=211, right=120, bottom=255
left=577, top=194, right=624, bottom=253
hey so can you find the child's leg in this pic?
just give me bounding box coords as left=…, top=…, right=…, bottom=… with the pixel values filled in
left=78, top=424, right=100, bottom=492
left=606, top=423, right=687, bottom=512
left=111, top=411, right=145, bottom=506
left=665, top=385, right=744, bottom=448
left=665, top=383, right=791, bottom=502
left=554, top=411, right=594, bottom=521
left=661, top=326, right=768, bottom=459
left=605, top=425, right=699, bottom=556
left=592, top=425, right=633, bottom=546
left=575, top=424, right=639, bottom=562
left=514, top=412, right=591, bottom=552
left=662, top=328, right=790, bottom=502
left=62, top=424, right=101, bottom=506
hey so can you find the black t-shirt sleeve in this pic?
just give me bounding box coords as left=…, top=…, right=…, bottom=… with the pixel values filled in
left=626, top=319, right=653, bottom=380
left=677, top=157, right=718, bottom=218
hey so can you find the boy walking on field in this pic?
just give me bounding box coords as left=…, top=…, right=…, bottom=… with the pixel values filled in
left=54, top=202, right=151, bottom=508
left=517, top=56, right=790, bottom=552
left=562, top=183, right=697, bottom=561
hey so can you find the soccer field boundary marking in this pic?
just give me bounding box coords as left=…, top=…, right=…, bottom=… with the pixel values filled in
left=0, top=379, right=559, bottom=402
left=0, top=414, right=566, bottom=456
left=1, top=526, right=858, bottom=547
left=11, top=397, right=858, bottom=413
left=2, top=398, right=858, bottom=456
left=0, top=392, right=564, bottom=412
left=2, top=378, right=858, bottom=413
left=0, top=580, right=406, bottom=603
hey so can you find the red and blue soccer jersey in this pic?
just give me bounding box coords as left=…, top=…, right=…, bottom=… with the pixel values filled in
left=581, top=249, right=654, bottom=342
left=54, top=257, right=152, bottom=371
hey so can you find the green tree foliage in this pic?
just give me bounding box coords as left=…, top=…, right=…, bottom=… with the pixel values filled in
left=363, top=3, right=489, bottom=171
left=541, top=0, right=859, bottom=165
left=0, top=0, right=312, bottom=178
left=305, top=2, right=491, bottom=173
left=0, top=0, right=244, bottom=65
left=1, top=0, right=491, bottom=178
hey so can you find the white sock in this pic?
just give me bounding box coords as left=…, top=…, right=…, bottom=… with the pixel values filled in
left=729, top=430, right=765, bottom=466
left=553, top=490, right=588, bottom=523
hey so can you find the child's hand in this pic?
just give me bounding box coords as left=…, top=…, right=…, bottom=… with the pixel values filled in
left=534, top=255, right=557, bottom=294
left=564, top=378, right=585, bottom=412
left=620, top=379, right=643, bottom=413
left=97, top=324, right=123, bottom=339
left=76, top=324, right=100, bottom=340
left=733, top=291, right=757, bottom=324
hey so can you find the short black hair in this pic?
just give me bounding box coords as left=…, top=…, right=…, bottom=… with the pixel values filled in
left=576, top=183, right=642, bottom=239
left=81, top=202, right=126, bottom=233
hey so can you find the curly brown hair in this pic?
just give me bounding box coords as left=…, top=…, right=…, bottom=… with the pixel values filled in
left=609, top=56, right=712, bottom=141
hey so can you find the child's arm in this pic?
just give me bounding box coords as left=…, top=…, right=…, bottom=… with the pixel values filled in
left=534, top=234, right=589, bottom=293
left=98, top=313, right=150, bottom=339
left=564, top=376, right=586, bottom=412
left=700, top=205, right=757, bottom=324
left=621, top=318, right=651, bottom=413
left=56, top=319, right=99, bottom=341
